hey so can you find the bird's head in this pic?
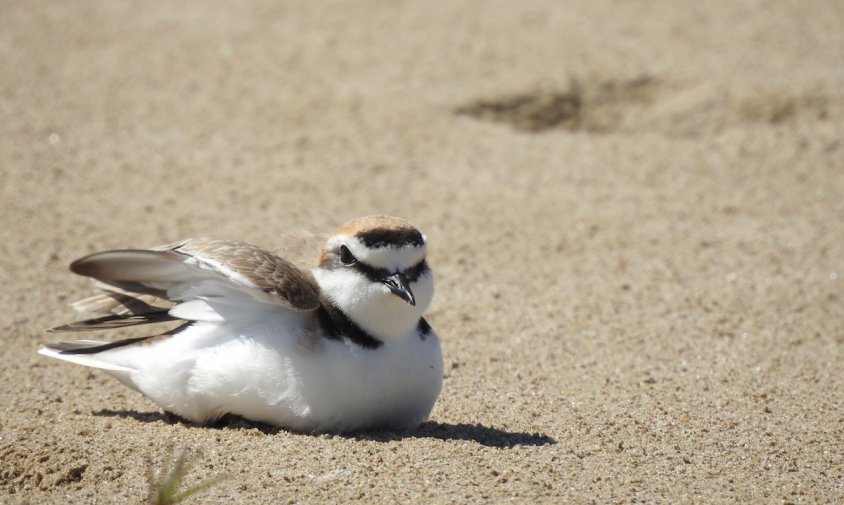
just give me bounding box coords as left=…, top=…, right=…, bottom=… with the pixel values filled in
left=313, top=215, right=433, bottom=339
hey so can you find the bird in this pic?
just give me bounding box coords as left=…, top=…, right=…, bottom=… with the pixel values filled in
left=38, top=215, right=443, bottom=433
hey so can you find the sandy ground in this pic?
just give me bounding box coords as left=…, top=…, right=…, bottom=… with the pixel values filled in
left=2, top=0, right=844, bottom=503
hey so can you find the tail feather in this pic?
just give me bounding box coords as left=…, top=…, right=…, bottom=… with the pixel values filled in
left=41, top=336, right=157, bottom=354
left=39, top=244, right=200, bottom=379
left=38, top=323, right=192, bottom=375
left=37, top=344, right=136, bottom=373
left=46, top=311, right=178, bottom=333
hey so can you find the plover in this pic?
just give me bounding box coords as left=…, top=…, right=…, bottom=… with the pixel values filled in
left=38, top=216, right=443, bottom=433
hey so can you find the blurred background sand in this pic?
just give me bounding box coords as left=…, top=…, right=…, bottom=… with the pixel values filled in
left=2, top=0, right=843, bottom=502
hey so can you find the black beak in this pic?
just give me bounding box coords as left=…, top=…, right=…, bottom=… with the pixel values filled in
left=384, top=272, right=415, bottom=306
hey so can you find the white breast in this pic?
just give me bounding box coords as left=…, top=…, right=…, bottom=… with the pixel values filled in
left=288, top=327, right=443, bottom=432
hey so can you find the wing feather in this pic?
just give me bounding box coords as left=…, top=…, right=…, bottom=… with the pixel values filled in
left=71, top=286, right=173, bottom=316
left=69, top=238, right=321, bottom=313
left=172, top=239, right=321, bottom=311
left=46, top=238, right=321, bottom=337
left=46, top=311, right=178, bottom=332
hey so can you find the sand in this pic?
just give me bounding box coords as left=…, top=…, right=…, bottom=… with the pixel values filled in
left=2, top=0, right=843, bottom=503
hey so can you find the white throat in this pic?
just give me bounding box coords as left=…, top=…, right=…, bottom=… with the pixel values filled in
left=312, top=267, right=434, bottom=341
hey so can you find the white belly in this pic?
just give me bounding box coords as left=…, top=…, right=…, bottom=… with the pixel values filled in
left=288, top=331, right=443, bottom=432
left=123, top=319, right=443, bottom=433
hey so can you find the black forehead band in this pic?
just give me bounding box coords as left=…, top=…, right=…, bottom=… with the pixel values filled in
left=355, top=228, right=425, bottom=249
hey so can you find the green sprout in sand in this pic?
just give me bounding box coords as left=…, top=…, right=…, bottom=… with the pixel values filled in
left=145, top=447, right=230, bottom=505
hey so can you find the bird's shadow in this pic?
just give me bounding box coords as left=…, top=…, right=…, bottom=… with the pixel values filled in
left=93, top=409, right=555, bottom=448
left=348, top=421, right=556, bottom=448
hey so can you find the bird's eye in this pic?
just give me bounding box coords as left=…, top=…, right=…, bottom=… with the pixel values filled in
left=339, top=245, right=356, bottom=266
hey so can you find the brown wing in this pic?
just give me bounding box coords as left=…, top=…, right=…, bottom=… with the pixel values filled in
left=69, top=238, right=322, bottom=312
left=169, top=238, right=321, bottom=311
left=49, top=238, right=322, bottom=334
